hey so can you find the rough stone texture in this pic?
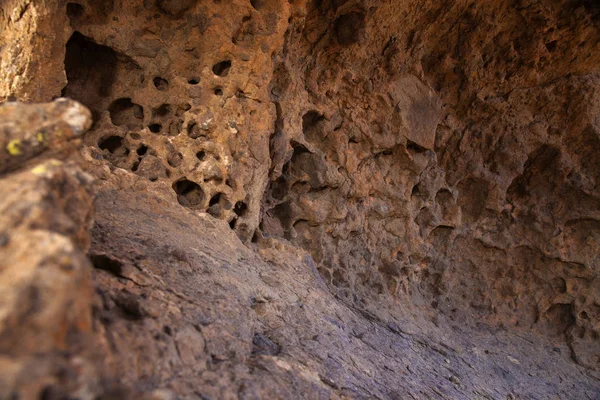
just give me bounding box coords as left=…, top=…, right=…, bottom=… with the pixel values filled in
left=0, top=98, right=92, bottom=173
left=0, top=0, right=70, bottom=102
left=0, top=161, right=100, bottom=399
left=0, top=0, right=600, bottom=398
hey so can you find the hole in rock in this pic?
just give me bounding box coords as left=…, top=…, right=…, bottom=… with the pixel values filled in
left=302, top=110, right=325, bottom=131
left=581, top=311, right=589, bottom=320
left=552, top=277, right=567, bottom=294
left=334, top=12, right=365, bottom=46
left=98, top=135, right=127, bottom=155
left=406, top=140, right=427, bottom=153
left=302, top=110, right=326, bottom=143
left=545, top=40, right=557, bottom=52
left=153, top=104, right=171, bottom=117
left=109, top=98, right=144, bottom=129
left=64, top=31, right=118, bottom=106
left=137, top=145, right=149, bottom=156
left=212, top=60, right=232, bottom=76
left=196, top=150, right=206, bottom=160
left=250, top=0, right=264, bottom=10
left=544, top=303, right=575, bottom=336
left=214, top=88, right=223, bottom=96
left=148, top=123, right=162, bottom=133
left=153, top=77, right=169, bottom=90
left=90, top=254, right=123, bottom=276
left=234, top=201, right=248, bottom=216
left=187, top=122, right=204, bottom=139
left=229, top=218, right=237, bottom=229
left=167, top=151, right=183, bottom=167
left=411, top=184, right=421, bottom=197
left=188, top=77, right=200, bottom=85
left=209, top=193, right=222, bottom=206
left=66, top=3, right=85, bottom=19
left=173, top=179, right=204, bottom=208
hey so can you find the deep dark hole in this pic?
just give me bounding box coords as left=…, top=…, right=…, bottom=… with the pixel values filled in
left=148, top=123, right=162, bottom=133
left=229, top=218, right=237, bottom=229
left=172, top=179, right=204, bottom=207
left=214, top=88, right=223, bottom=96
left=334, top=12, right=365, bottom=46
left=188, top=77, right=200, bottom=85
left=153, top=104, right=171, bottom=117
left=545, top=40, right=558, bottom=52
left=137, top=145, right=149, bottom=156
left=209, top=193, right=222, bottom=206
left=98, top=135, right=124, bottom=153
left=411, top=184, right=420, bottom=196
left=174, top=180, right=198, bottom=196
left=581, top=311, right=589, bottom=320
left=406, top=140, right=427, bottom=153
left=582, top=0, right=600, bottom=20
left=234, top=201, right=248, bottom=216
left=302, top=110, right=325, bottom=130
left=108, top=98, right=144, bottom=128
left=90, top=254, right=123, bottom=275
left=250, top=0, right=264, bottom=10
left=153, top=77, right=169, bottom=90
left=196, top=150, right=206, bottom=160
left=66, top=3, right=85, bottom=19
left=212, top=60, right=232, bottom=76
left=64, top=31, right=118, bottom=101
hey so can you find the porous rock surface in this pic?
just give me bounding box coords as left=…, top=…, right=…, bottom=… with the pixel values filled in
left=0, top=0, right=599, bottom=398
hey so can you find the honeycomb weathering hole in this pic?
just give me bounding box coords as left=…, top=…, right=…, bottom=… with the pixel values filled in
left=250, top=0, right=264, bottom=10
left=212, top=60, right=232, bottom=76
left=64, top=31, right=118, bottom=102
left=98, top=135, right=124, bottom=153
left=234, top=201, right=248, bottom=216
left=137, top=145, right=149, bottom=156
left=153, top=77, right=169, bottom=90
left=66, top=3, right=85, bottom=19
left=148, top=123, right=162, bottom=133
left=334, top=12, right=365, bottom=45
left=173, top=179, right=204, bottom=208
left=109, top=98, right=144, bottom=129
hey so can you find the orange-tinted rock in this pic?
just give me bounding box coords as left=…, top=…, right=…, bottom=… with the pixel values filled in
left=0, top=0, right=599, bottom=397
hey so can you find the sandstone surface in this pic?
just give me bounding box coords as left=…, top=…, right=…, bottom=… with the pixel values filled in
left=0, top=0, right=599, bottom=398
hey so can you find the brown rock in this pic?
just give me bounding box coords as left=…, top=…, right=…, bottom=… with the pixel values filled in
left=0, top=0, right=599, bottom=398
left=0, top=99, right=92, bottom=174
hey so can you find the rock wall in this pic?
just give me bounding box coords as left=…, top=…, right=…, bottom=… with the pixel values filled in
left=1, top=0, right=599, bottom=398
left=262, top=0, right=600, bottom=371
